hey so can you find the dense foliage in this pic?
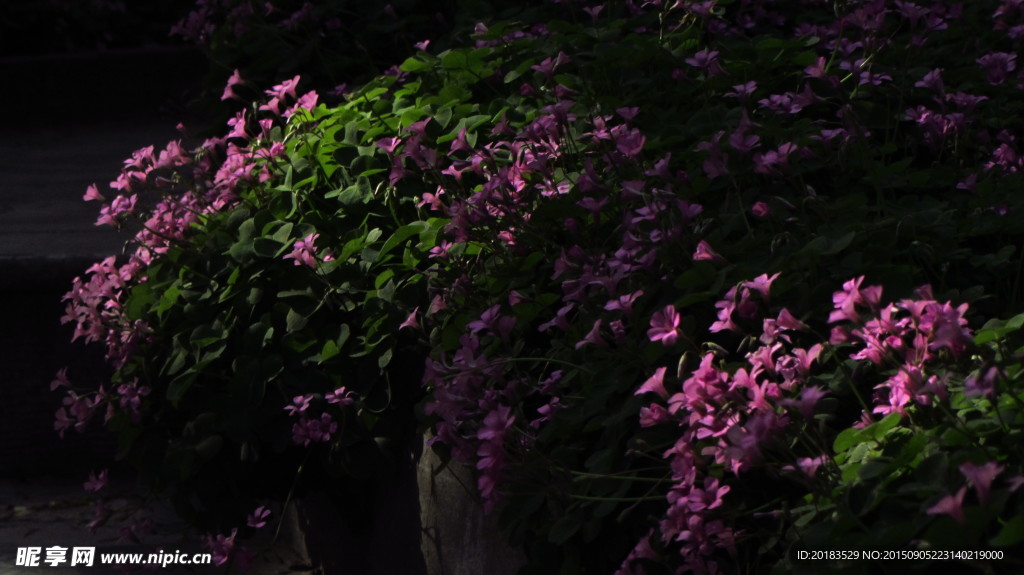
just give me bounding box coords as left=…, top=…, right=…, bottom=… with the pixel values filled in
left=58, top=0, right=1024, bottom=573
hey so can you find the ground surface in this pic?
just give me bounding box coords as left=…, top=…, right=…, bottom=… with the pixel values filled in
left=0, top=475, right=314, bottom=575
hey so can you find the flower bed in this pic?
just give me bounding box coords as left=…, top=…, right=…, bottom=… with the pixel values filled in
left=57, top=1, right=1024, bottom=573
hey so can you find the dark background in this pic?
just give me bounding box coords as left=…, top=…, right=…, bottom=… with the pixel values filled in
left=0, top=0, right=203, bottom=476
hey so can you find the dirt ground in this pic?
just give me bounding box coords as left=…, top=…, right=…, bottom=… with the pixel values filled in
left=0, top=475, right=315, bottom=575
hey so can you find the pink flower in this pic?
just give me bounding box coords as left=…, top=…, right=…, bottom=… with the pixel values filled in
left=977, top=52, right=1016, bottom=85
left=686, top=477, right=731, bottom=512
left=921, top=301, right=972, bottom=355
left=965, top=366, right=1002, bottom=398
left=266, top=75, right=301, bottom=100
left=636, top=367, right=669, bottom=399
left=959, top=461, right=1004, bottom=504
left=202, top=529, right=238, bottom=566
left=648, top=305, right=681, bottom=346
left=1008, top=475, right=1024, bottom=493
left=247, top=506, right=271, bottom=529
left=283, top=233, right=321, bottom=268
left=751, top=201, right=771, bottom=218
left=692, top=240, right=724, bottom=263
left=639, top=403, right=672, bottom=427
left=614, top=531, right=658, bottom=575
left=804, top=56, right=830, bottom=80
left=376, top=137, right=402, bottom=154
left=399, top=307, right=420, bottom=331
left=695, top=132, right=729, bottom=179
left=83, top=184, right=104, bottom=202
left=604, top=290, right=644, bottom=316
left=83, top=469, right=108, bottom=493
left=829, top=276, right=881, bottom=323
left=221, top=69, right=246, bottom=101
left=326, top=387, right=355, bottom=406
left=530, top=51, right=571, bottom=80
left=725, top=80, right=758, bottom=102
left=914, top=68, right=945, bottom=93
left=742, top=272, right=780, bottom=301
left=779, top=386, right=829, bottom=420
left=284, top=91, right=319, bottom=118
left=476, top=405, right=514, bottom=511
left=467, top=305, right=516, bottom=341
left=50, top=368, right=71, bottom=391
left=783, top=455, right=828, bottom=479
left=576, top=319, right=607, bottom=349
left=225, top=110, right=249, bottom=140
left=284, top=394, right=312, bottom=416
left=685, top=48, right=726, bottom=78
left=87, top=500, right=110, bottom=533
left=291, top=413, right=337, bottom=446
left=614, top=127, right=646, bottom=159
left=538, top=303, right=575, bottom=332
left=776, top=308, right=805, bottom=331
left=926, top=486, right=967, bottom=524
left=95, top=194, right=137, bottom=228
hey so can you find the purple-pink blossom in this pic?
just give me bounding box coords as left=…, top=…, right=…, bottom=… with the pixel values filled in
left=326, top=386, right=355, bottom=406
left=247, top=506, right=272, bottom=529
left=636, top=367, right=669, bottom=399
left=977, top=52, right=1017, bottom=85
left=926, top=486, right=967, bottom=524
left=959, top=461, right=1004, bottom=504
left=221, top=69, right=246, bottom=101
left=648, top=305, right=681, bottom=346
left=692, top=240, right=724, bottom=263
left=284, top=233, right=326, bottom=268
left=685, top=48, right=726, bottom=78
left=83, top=469, right=108, bottom=493
left=202, top=529, right=238, bottom=566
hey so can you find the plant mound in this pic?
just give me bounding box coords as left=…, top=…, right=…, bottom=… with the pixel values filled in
left=59, top=1, right=1024, bottom=573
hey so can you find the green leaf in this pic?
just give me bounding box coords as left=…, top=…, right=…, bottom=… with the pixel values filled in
left=834, top=427, right=865, bottom=453
left=320, top=339, right=341, bottom=363
left=327, top=176, right=373, bottom=204
left=992, top=515, right=1024, bottom=546
left=158, top=285, right=182, bottom=314
left=286, top=307, right=309, bottom=332
left=440, top=47, right=492, bottom=74
left=253, top=238, right=285, bottom=258
left=195, top=435, right=224, bottom=461
left=167, top=369, right=199, bottom=407
left=548, top=515, right=582, bottom=545
left=378, top=279, right=396, bottom=303
left=378, top=221, right=429, bottom=261
left=164, top=349, right=188, bottom=377
left=399, top=55, right=432, bottom=73
left=378, top=348, right=393, bottom=369
left=867, top=413, right=902, bottom=440
left=374, top=269, right=395, bottom=289
left=270, top=221, right=295, bottom=243
left=799, top=231, right=855, bottom=257
left=435, top=106, right=453, bottom=129
left=857, top=458, right=891, bottom=480
left=337, top=324, right=351, bottom=348
left=124, top=283, right=155, bottom=319
left=1006, top=313, right=1024, bottom=332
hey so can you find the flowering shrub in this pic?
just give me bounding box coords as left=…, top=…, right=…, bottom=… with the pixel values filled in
left=58, top=0, right=1024, bottom=572
left=59, top=72, right=441, bottom=537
